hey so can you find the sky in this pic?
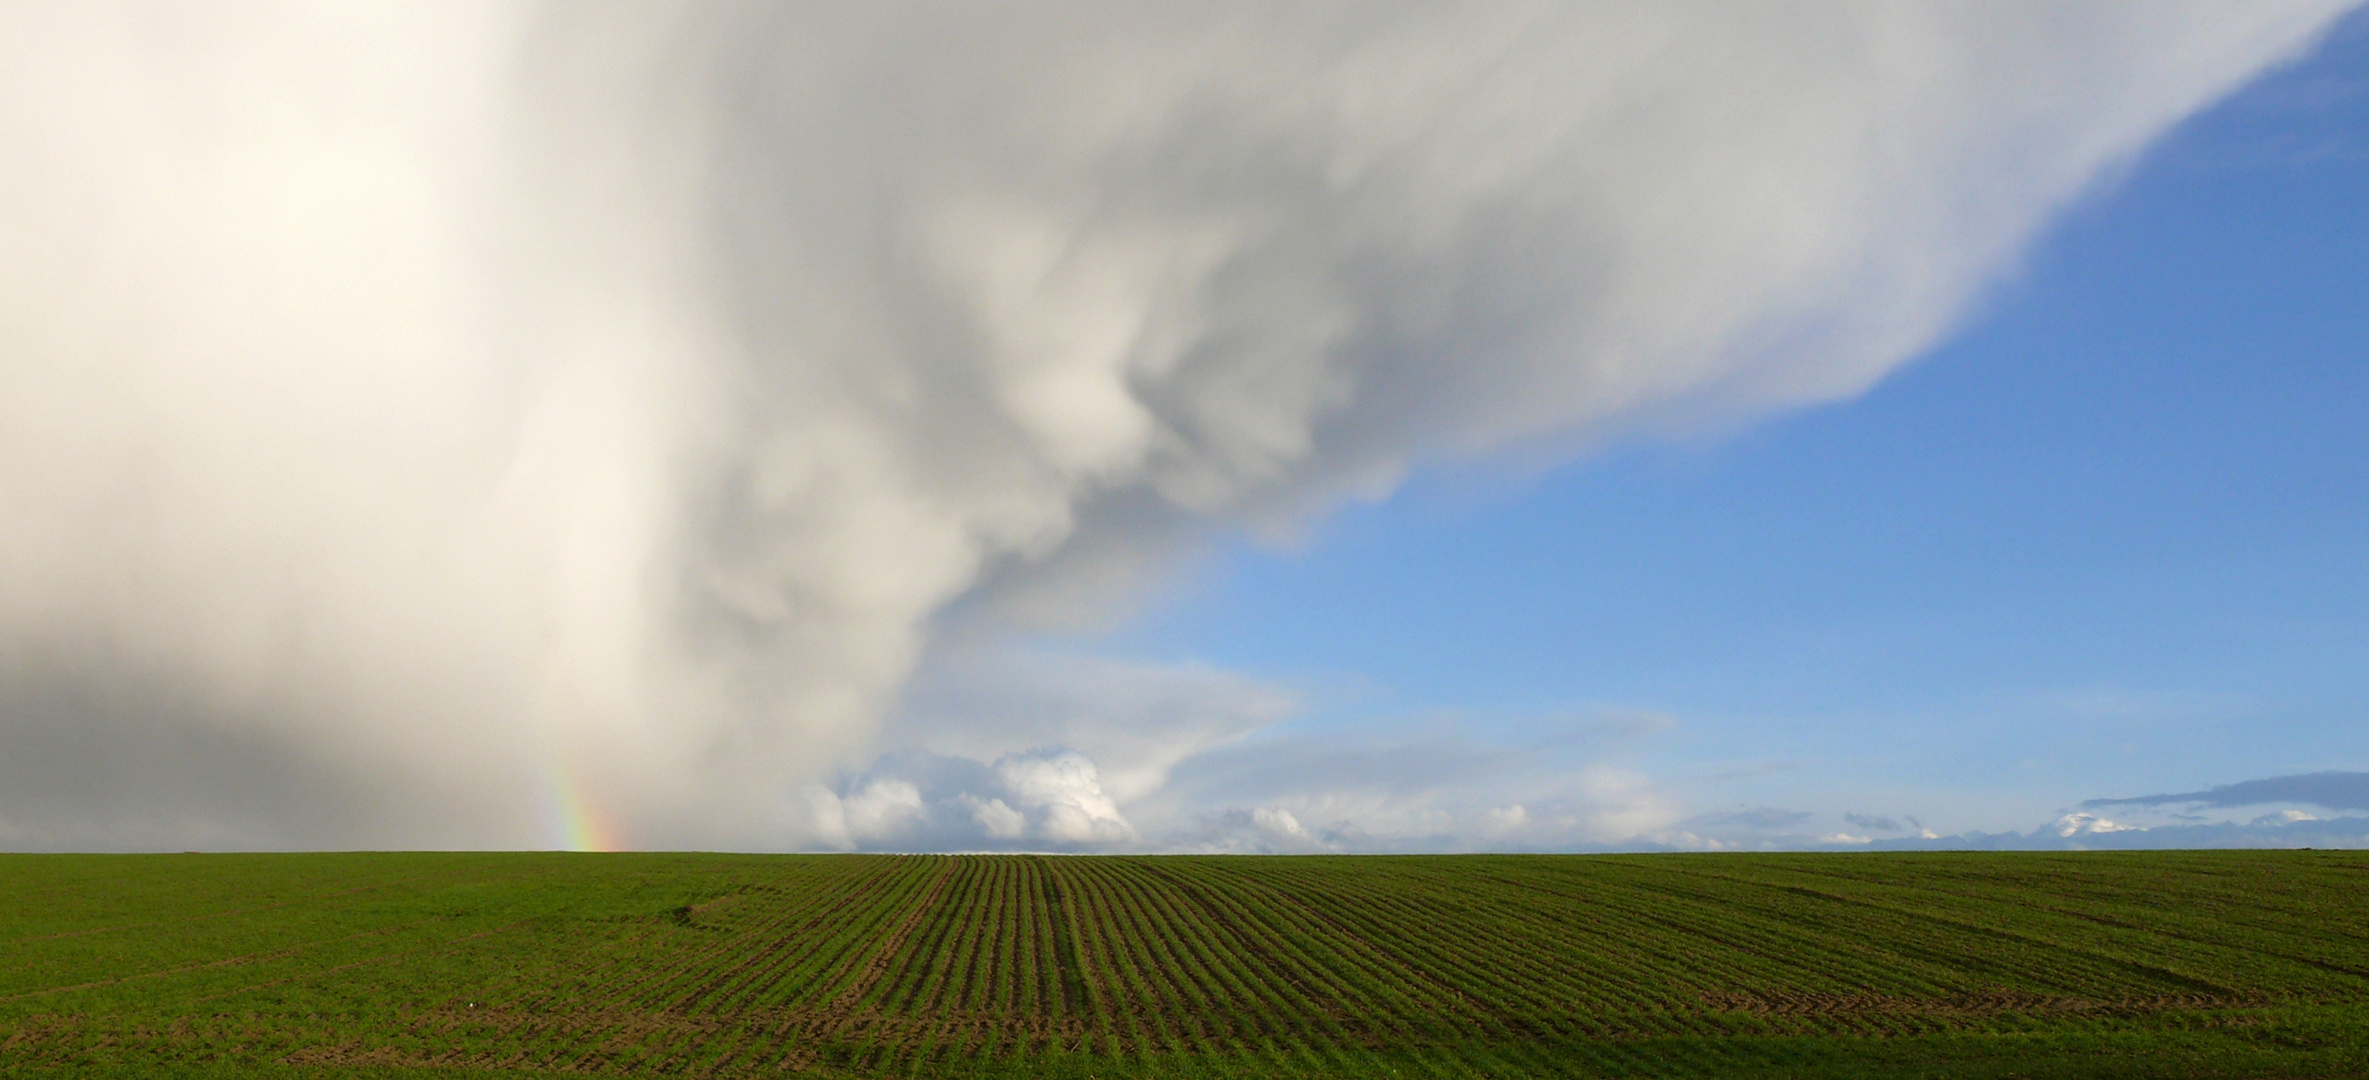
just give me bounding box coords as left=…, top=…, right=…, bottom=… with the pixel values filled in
left=1076, top=5, right=2369, bottom=850
left=1, top=3, right=2364, bottom=853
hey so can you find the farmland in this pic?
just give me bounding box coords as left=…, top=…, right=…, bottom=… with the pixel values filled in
left=2, top=852, right=2366, bottom=1078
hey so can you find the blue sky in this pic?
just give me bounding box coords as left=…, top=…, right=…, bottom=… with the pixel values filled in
left=1081, top=10, right=2369, bottom=842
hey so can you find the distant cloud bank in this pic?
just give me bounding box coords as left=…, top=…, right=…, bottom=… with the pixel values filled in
left=1865, top=812, right=2369, bottom=852
left=2084, top=771, right=2369, bottom=812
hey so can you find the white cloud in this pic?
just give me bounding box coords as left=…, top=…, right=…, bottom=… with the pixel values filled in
left=2054, top=812, right=2144, bottom=837
left=0, top=2, right=2352, bottom=848
left=965, top=797, right=1027, bottom=841
left=810, top=653, right=1694, bottom=852
left=801, top=779, right=927, bottom=849
left=805, top=672, right=2369, bottom=853
left=1146, top=723, right=1686, bottom=851
left=1252, top=806, right=1311, bottom=842
left=887, top=647, right=1296, bottom=807
left=842, top=779, right=926, bottom=841
left=998, top=751, right=1135, bottom=845
left=2258, top=809, right=2321, bottom=825
left=802, top=786, right=854, bottom=852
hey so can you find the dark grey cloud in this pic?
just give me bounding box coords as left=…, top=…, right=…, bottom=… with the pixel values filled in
left=1843, top=812, right=1902, bottom=832
left=2085, top=771, right=2369, bottom=812
left=0, top=649, right=533, bottom=851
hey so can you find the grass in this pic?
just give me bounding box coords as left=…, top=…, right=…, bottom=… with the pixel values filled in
left=2, top=851, right=2365, bottom=1078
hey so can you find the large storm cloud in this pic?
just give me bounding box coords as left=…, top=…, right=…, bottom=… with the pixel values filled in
left=0, top=2, right=2352, bottom=849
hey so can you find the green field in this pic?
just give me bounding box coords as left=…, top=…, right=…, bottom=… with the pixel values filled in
left=3, top=851, right=2366, bottom=1079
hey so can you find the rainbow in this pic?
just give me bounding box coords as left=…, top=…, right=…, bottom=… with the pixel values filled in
left=545, top=755, right=628, bottom=852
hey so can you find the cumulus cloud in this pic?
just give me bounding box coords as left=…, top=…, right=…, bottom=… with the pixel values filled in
left=817, top=747, right=1135, bottom=851
left=0, top=2, right=2354, bottom=849
left=2052, top=812, right=2143, bottom=837
left=804, top=777, right=930, bottom=850
left=1252, top=807, right=1313, bottom=843
left=842, top=779, right=926, bottom=841
left=1140, top=716, right=1685, bottom=852
left=885, top=647, right=1297, bottom=808
left=964, top=797, right=1027, bottom=842
left=997, top=752, right=1135, bottom=845
left=802, top=664, right=1687, bottom=853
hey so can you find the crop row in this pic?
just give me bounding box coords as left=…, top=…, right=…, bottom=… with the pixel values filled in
left=2, top=851, right=2364, bottom=1075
